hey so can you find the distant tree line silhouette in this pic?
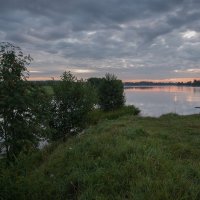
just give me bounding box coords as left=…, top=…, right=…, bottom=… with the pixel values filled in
left=124, top=80, right=200, bottom=87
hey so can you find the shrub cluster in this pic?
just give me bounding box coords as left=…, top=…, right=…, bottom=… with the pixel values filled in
left=88, top=73, right=125, bottom=111
left=0, top=43, right=139, bottom=163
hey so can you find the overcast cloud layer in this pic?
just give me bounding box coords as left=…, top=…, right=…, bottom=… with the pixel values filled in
left=1, top=0, right=200, bottom=81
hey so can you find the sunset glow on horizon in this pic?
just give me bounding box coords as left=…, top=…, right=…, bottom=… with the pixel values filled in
left=27, top=75, right=200, bottom=83
left=125, top=77, right=200, bottom=83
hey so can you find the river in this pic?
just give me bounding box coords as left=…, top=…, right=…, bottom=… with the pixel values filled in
left=125, top=86, right=200, bottom=117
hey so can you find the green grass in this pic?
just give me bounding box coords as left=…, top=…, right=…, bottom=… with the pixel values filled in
left=1, top=114, right=200, bottom=199
left=41, top=85, right=54, bottom=95
left=87, top=105, right=140, bottom=125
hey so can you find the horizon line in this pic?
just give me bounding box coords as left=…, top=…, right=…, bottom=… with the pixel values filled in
left=28, top=76, right=200, bottom=83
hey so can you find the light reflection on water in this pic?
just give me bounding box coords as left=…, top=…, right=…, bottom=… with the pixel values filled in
left=125, top=86, right=200, bottom=117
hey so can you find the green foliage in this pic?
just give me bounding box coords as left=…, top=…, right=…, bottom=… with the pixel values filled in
left=88, top=74, right=125, bottom=111
left=87, top=77, right=103, bottom=89
left=98, top=73, right=125, bottom=111
left=50, top=71, right=97, bottom=141
left=87, top=105, right=140, bottom=125
left=0, top=43, right=50, bottom=161
left=41, top=85, right=54, bottom=96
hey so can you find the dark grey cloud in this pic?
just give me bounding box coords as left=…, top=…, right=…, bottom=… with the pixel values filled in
left=1, top=0, right=200, bottom=80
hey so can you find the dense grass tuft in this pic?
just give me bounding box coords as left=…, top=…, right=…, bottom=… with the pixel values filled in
left=87, top=105, right=140, bottom=125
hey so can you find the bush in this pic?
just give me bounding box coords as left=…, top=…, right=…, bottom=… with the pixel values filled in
left=0, top=42, right=50, bottom=162
left=98, top=73, right=125, bottom=111
left=50, top=71, right=97, bottom=141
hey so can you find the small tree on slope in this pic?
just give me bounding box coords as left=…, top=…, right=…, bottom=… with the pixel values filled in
left=0, top=43, right=49, bottom=162
left=50, top=71, right=96, bottom=141
left=98, top=73, right=125, bottom=111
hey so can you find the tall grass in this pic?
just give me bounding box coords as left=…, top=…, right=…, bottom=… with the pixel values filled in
left=87, top=105, right=140, bottom=125
left=1, top=114, right=200, bottom=199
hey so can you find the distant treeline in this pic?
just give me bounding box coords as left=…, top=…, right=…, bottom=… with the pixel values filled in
left=124, top=80, right=200, bottom=87
left=30, top=79, right=200, bottom=87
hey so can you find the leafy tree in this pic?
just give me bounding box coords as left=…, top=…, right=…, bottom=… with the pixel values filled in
left=87, top=77, right=103, bottom=89
left=98, top=73, right=125, bottom=111
left=50, top=71, right=96, bottom=141
left=0, top=43, right=50, bottom=161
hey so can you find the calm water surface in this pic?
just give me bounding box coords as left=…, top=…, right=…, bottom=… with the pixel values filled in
left=125, top=86, right=200, bottom=117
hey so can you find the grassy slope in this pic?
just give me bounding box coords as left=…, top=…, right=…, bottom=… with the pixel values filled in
left=1, top=114, right=200, bottom=200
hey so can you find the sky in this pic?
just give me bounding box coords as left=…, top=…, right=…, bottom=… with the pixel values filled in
left=1, top=0, right=200, bottom=81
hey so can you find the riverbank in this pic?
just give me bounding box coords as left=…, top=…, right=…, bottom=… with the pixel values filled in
left=1, top=113, right=200, bottom=199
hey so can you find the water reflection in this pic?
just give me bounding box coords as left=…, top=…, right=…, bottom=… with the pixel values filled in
left=125, top=86, right=200, bottom=117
